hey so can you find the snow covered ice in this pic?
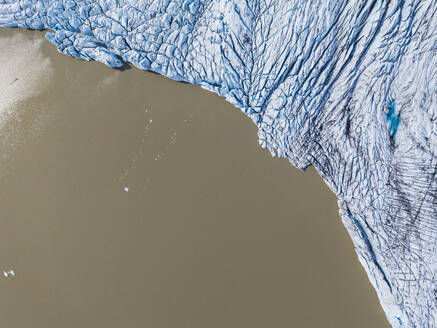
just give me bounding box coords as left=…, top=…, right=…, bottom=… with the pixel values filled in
left=1, top=0, right=436, bottom=326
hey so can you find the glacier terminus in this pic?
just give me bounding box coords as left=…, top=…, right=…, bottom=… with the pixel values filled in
left=1, top=0, right=436, bottom=326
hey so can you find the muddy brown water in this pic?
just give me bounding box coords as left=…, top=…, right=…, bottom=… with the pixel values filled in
left=0, top=29, right=390, bottom=328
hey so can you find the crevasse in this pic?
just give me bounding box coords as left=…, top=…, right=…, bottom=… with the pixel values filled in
left=1, top=1, right=436, bottom=326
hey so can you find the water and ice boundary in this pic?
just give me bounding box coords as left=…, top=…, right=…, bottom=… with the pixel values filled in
left=1, top=1, right=436, bottom=326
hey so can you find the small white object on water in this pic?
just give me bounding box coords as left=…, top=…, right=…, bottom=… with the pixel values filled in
left=124, top=187, right=129, bottom=192
left=3, top=270, right=15, bottom=278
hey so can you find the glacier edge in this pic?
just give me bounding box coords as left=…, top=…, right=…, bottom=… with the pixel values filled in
left=1, top=0, right=437, bottom=326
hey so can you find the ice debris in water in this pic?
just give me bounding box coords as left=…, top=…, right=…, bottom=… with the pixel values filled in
left=1, top=1, right=437, bottom=326
left=3, top=270, right=15, bottom=278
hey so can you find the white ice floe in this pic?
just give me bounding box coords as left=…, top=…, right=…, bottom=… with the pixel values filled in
left=3, top=270, right=15, bottom=278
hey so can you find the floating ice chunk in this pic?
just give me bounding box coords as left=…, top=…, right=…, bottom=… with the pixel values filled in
left=3, top=270, right=15, bottom=278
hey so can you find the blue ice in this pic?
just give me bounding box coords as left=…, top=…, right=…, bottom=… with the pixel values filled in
left=1, top=1, right=436, bottom=326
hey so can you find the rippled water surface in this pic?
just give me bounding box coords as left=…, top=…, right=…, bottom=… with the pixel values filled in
left=0, top=29, right=389, bottom=328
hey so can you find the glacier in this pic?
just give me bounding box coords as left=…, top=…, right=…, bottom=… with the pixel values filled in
left=0, top=0, right=436, bottom=326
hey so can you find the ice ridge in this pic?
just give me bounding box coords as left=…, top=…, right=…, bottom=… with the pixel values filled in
left=1, top=1, right=436, bottom=326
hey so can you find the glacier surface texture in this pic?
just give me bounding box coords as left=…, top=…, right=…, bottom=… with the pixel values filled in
left=1, top=0, right=436, bottom=326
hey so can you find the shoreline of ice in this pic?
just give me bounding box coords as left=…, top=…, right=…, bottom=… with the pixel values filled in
left=1, top=1, right=436, bottom=326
